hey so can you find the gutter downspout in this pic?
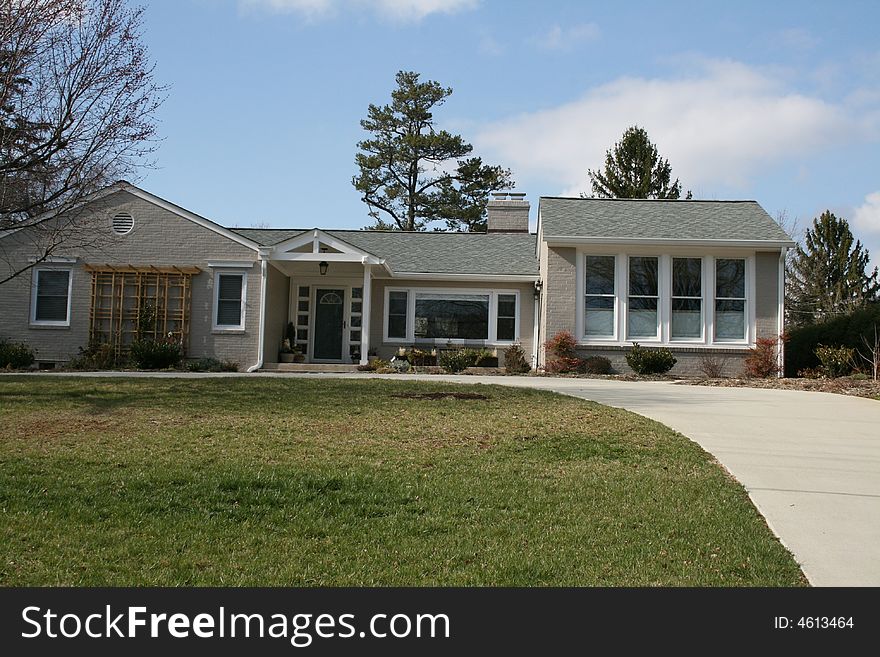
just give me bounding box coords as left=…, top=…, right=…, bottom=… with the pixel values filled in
left=531, top=288, right=540, bottom=369
left=247, top=257, right=269, bottom=373
left=777, top=247, right=787, bottom=378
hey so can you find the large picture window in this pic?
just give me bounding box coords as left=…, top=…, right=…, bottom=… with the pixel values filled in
left=715, top=259, right=746, bottom=340
left=32, top=268, right=72, bottom=326
left=385, top=288, right=518, bottom=343
left=627, top=257, right=659, bottom=339
left=415, top=292, right=489, bottom=340
left=584, top=255, right=615, bottom=337
left=671, top=258, right=702, bottom=339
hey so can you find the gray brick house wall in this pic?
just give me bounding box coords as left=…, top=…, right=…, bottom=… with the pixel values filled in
left=0, top=190, right=262, bottom=369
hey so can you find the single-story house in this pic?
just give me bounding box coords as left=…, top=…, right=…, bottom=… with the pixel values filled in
left=0, top=181, right=794, bottom=374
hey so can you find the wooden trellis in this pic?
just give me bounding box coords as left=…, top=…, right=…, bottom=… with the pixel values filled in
left=85, top=265, right=200, bottom=357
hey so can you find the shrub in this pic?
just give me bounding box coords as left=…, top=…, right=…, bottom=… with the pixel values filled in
left=545, top=330, right=578, bottom=359
left=503, top=344, right=531, bottom=374
left=744, top=336, right=783, bottom=378
left=625, top=343, right=676, bottom=375
left=185, top=357, right=239, bottom=372
left=0, top=338, right=35, bottom=369
left=404, top=347, right=436, bottom=366
left=698, top=354, right=728, bottom=378
left=438, top=348, right=491, bottom=373
left=130, top=337, right=183, bottom=369
left=814, top=344, right=854, bottom=378
left=581, top=355, right=612, bottom=375
left=785, top=304, right=880, bottom=376
left=357, top=357, right=389, bottom=372
left=544, top=356, right=583, bottom=374
left=796, top=367, right=823, bottom=379
left=68, top=339, right=119, bottom=370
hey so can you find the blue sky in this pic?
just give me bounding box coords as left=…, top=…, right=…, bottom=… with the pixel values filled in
left=138, top=0, right=880, bottom=261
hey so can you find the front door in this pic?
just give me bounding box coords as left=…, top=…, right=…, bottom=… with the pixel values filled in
left=313, top=288, right=345, bottom=361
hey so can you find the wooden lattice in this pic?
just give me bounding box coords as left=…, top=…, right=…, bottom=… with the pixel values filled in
left=86, top=265, right=200, bottom=357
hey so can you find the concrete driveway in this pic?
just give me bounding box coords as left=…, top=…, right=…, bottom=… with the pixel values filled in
left=385, top=374, right=879, bottom=587
left=4, top=371, right=879, bottom=585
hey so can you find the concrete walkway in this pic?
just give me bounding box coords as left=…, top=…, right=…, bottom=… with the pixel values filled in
left=4, top=371, right=879, bottom=586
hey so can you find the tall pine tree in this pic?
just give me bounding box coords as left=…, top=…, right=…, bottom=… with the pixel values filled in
left=587, top=126, right=690, bottom=199
left=353, top=71, right=512, bottom=232
left=787, top=211, right=880, bottom=325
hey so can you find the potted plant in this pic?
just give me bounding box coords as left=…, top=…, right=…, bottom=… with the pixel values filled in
left=279, top=338, right=295, bottom=363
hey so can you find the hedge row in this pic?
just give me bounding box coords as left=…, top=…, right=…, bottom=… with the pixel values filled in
left=785, top=303, right=880, bottom=376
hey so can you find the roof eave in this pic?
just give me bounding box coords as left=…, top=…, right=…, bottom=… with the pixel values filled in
left=544, top=236, right=796, bottom=249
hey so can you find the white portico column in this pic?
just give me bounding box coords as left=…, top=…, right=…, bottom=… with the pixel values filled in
left=360, top=263, right=372, bottom=365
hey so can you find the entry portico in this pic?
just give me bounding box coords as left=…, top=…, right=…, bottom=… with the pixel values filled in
left=262, top=229, right=389, bottom=365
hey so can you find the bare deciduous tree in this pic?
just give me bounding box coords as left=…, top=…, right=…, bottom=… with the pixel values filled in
left=0, top=0, right=164, bottom=285
left=857, top=324, right=879, bottom=382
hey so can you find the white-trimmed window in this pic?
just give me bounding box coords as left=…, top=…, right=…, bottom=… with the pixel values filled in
left=213, top=271, right=247, bottom=331
left=627, top=256, right=659, bottom=339
left=384, top=288, right=519, bottom=343
left=31, top=268, right=73, bottom=326
left=671, top=257, right=703, bottom=340
left=715, top=258, right=746, bottom=341
left=584, top=255, right=616, bottom=338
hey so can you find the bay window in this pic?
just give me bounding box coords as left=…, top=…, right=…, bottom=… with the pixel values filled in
left=715, top=258, right=746, bottom=340
left=671, top=257, right=702, bottom=339
left=627, top=256, right=659, bottom=339
left=584, top=255, right=615, bottom=337
left=385, top=288, right=518, bottom=343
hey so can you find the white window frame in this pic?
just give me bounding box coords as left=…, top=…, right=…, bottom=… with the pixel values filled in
left=382, top=286, right=520, bottom=345
left=713, top=257, right=748, bottom=343
left=626, top=256, right=660, bottom=341
left=580, top=254, right=618, bottom=341
left=212, top=269, right=247, bottom=332
left=669, top=256, right=705, bottom=342
left=30, top=266, right=73, bottom=327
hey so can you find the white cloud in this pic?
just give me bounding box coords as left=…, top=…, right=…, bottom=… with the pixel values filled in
left=238, top=0, right=479, bottom=22
left=475, top=59, right=873, bottom=196
left=853, top=192, right=880, bottom=266
left=532, top=23, right=599, bottom=50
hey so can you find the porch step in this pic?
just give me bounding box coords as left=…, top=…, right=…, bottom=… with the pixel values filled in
left=261, top=363, right=361, bottom=373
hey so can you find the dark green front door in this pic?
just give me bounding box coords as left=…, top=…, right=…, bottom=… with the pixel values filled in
left=313, top=288, right=345, bottom=360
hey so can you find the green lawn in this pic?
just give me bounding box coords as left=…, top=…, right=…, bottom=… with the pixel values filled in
left=0, top=376, right=806, bottom=586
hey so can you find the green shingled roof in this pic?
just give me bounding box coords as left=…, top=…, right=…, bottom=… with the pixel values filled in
left=539, top=197, right=793, bottom=243
left=230, top=228, right=538, bottom=276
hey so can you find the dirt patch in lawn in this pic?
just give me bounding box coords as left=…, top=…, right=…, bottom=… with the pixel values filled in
left=391, top=392, right=489, bottom=400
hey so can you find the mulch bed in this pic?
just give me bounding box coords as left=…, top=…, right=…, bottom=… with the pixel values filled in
left=683, top=376, right=880, bottom=400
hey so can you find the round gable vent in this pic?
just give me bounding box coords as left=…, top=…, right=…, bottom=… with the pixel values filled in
left=111, top=212, right=134, bottom=235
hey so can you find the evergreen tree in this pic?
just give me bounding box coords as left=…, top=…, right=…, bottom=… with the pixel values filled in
left=587, top=126, right=689, bottom=199
left=787, top=211, right=880, bottom=325
left=353, top=71, right=512, bottom=231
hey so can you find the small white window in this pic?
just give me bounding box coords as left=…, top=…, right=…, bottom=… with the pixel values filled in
left=31, top=268, right=72, bottom=326
left=111, top=212, right=134, bottom=235
left=627, top=256, right=659, bottom=339
left=584, top=255, right=616, bottom=338
left=213, top=271, right=246, bottom=331
left=671, top=257, right=702, bottom=340
left=715, top=259, right=746, bottom=341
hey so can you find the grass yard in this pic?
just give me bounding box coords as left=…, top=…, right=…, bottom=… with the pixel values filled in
left=0, top=376, right=806, bottom=586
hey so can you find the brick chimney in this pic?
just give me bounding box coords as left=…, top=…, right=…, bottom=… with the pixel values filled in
left=487, top=192, right=530, bottom=233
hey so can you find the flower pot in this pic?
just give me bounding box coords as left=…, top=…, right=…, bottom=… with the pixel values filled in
left=279, top=353, right=295, bottom=363
left=293, top=354, right=305, bottom=363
